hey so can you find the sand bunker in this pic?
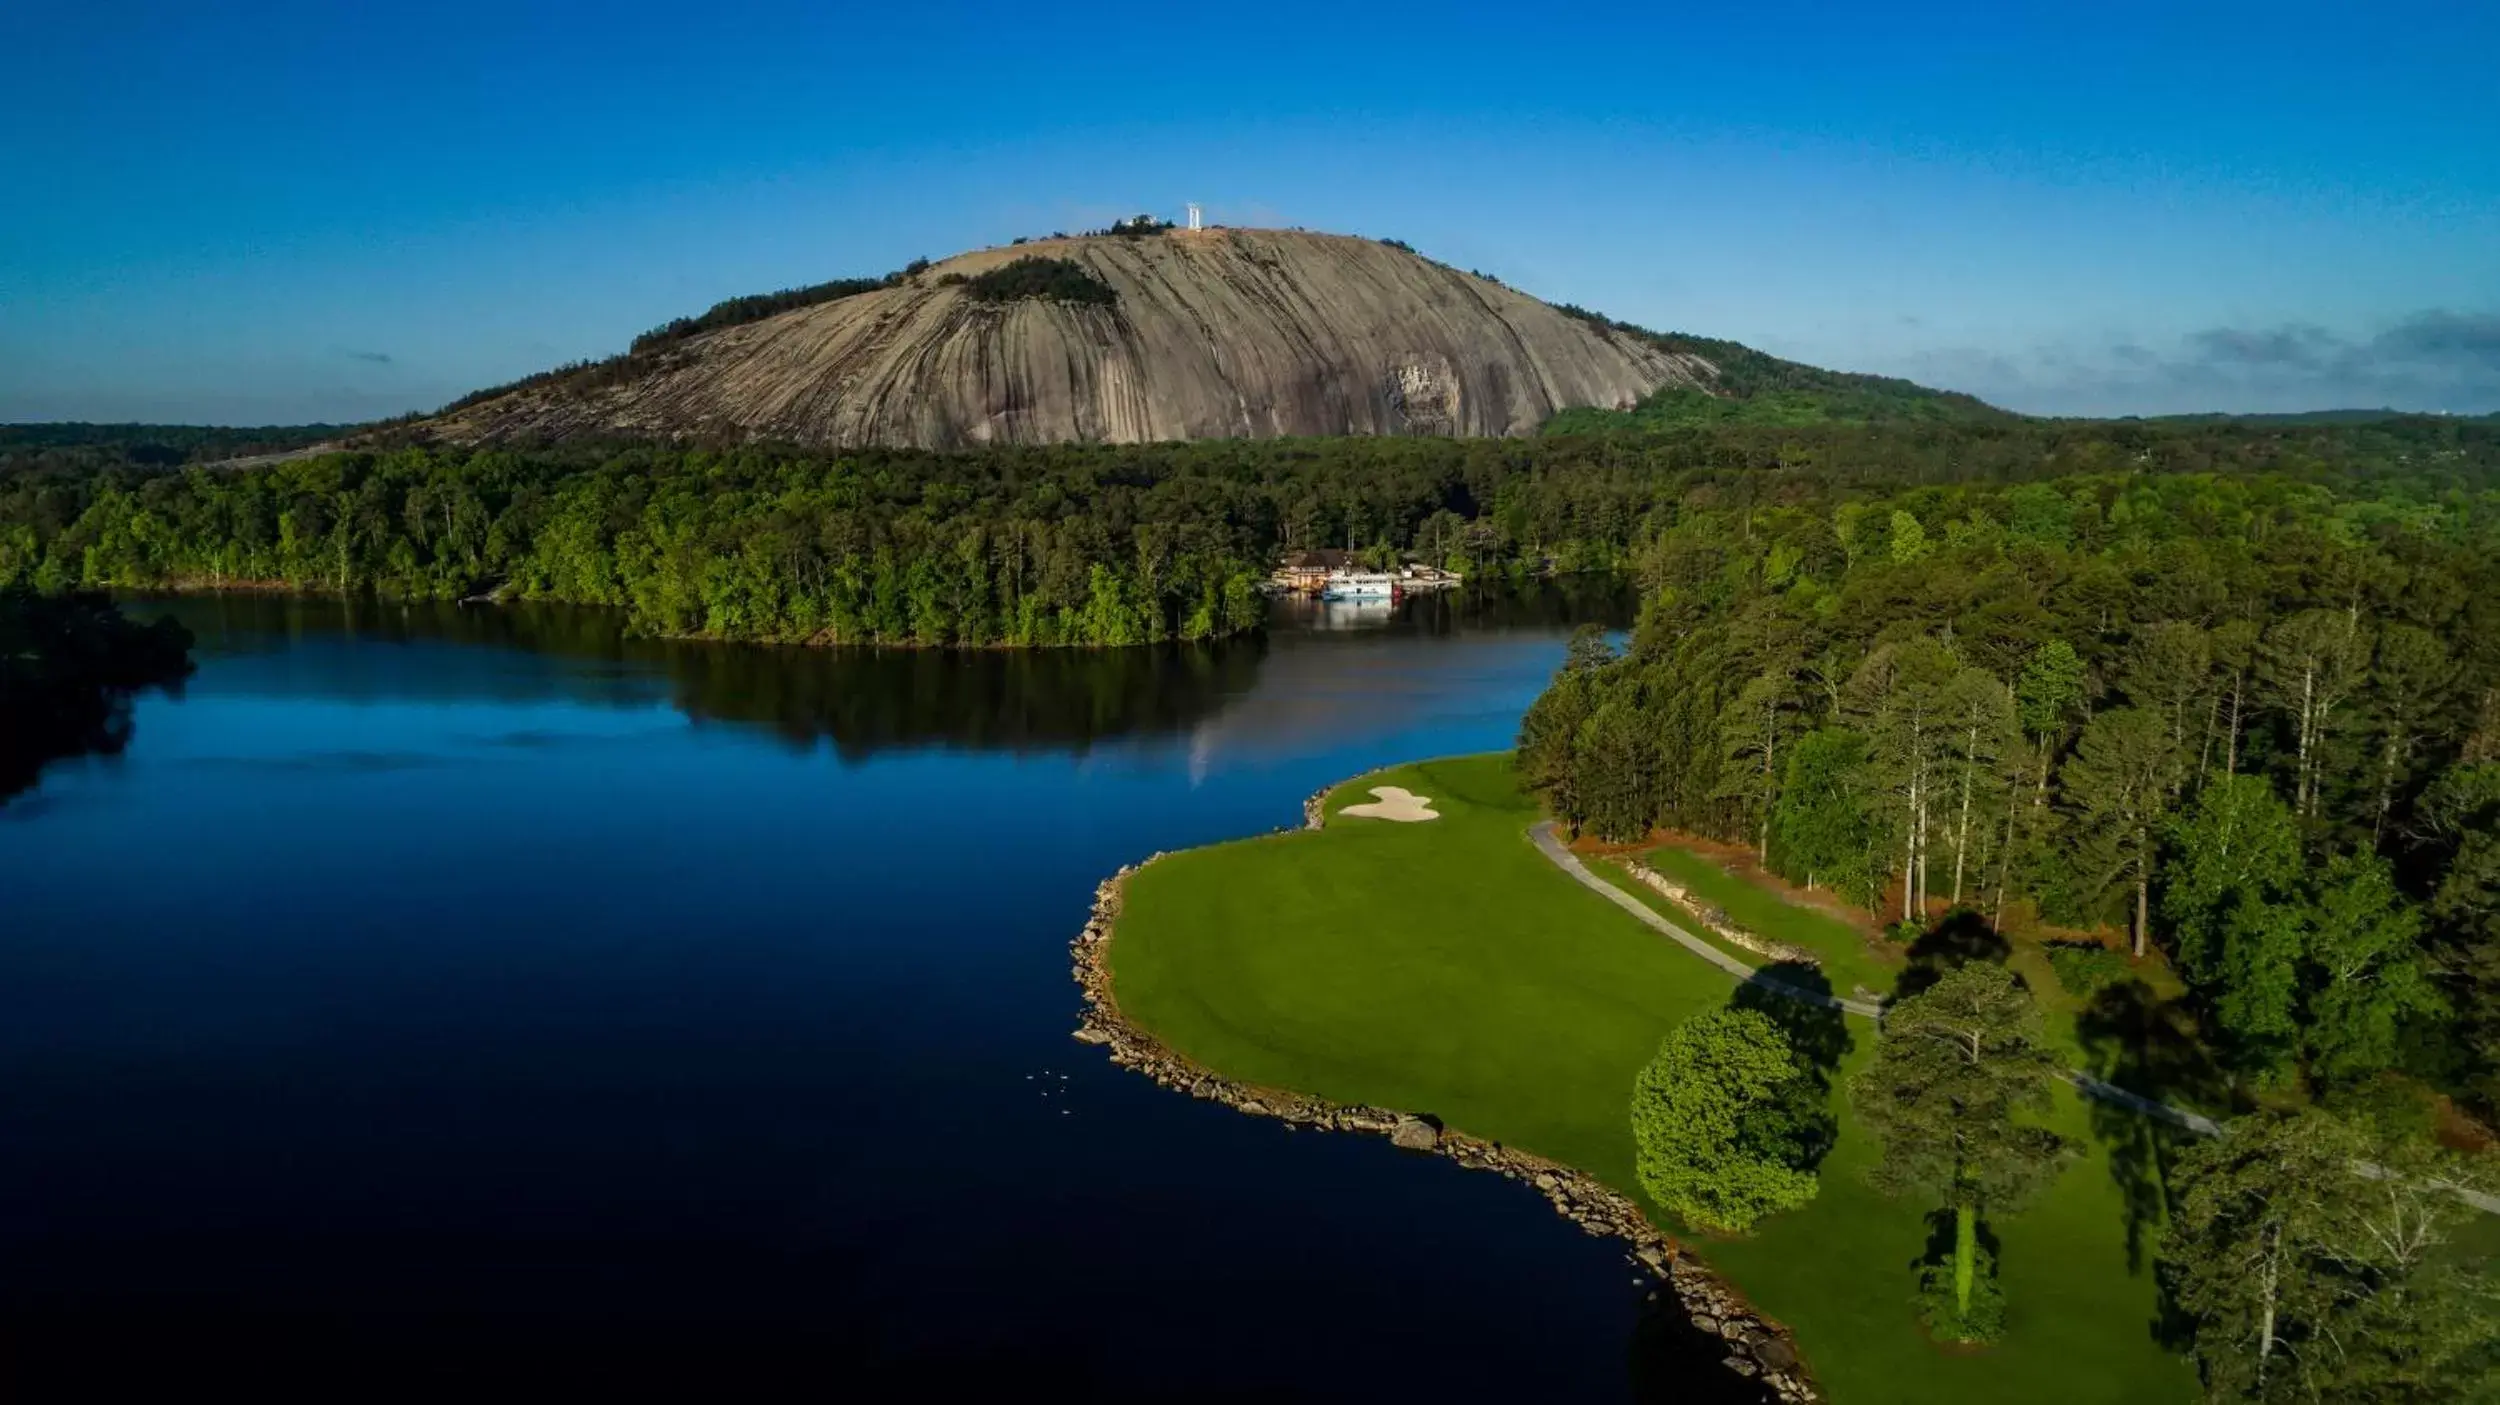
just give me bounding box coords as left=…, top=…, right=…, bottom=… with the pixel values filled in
left=1339, top=786, right=1439, bottom=822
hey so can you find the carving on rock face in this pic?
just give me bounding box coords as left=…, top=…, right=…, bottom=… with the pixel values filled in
left=1385, top=355, right=1461, bottom=436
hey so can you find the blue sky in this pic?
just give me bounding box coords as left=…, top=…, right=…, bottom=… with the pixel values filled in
left=5, top=0, right=2496, bottom=423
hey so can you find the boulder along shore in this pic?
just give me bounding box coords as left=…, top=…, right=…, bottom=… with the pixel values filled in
left=1069, top=790, right=1823, bottom=1402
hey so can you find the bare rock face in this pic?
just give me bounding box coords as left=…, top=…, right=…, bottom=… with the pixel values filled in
left=434, top=229, right=1713, bottom=449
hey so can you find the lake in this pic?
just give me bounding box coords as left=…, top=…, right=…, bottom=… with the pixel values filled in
left=1, top=587, right=1765, bottom=1401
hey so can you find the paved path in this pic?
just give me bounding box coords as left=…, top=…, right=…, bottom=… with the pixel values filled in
left=1531, top=822, right=1887, bottom=1018
left=1529, top=821, right=2500, bottom=1214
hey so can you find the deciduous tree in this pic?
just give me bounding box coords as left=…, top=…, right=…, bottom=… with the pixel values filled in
left=2303, top=853, right=2443, bottom=1082
left=2164, top=1109, right=2497, bottom=1403
left=2164, top=775, right=2307, bottom=1070
left=1630, top=1009, right=1823, bottom=1233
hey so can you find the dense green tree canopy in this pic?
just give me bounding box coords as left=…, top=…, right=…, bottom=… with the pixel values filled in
left=1851, top=963, right=2074, bottom=1334
left=1504, top=422, right=2500, bottom=1113
left=1853, top=963, right=2073, bottom=1215
left=2164, top=1108, right=2497, bottom=1403
left=1629, top=1008, right=1823, bottom=1233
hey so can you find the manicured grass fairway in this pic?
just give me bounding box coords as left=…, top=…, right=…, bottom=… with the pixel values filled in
left=1110, top=755, right=2194, bottom=1405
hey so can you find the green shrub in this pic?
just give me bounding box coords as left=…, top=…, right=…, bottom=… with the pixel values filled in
left=961, top=257, right=1117, bottom=307
left=2046, top=942, right=2129, bottom=997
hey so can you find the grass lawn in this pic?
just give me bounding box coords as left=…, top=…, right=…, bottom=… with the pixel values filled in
left=1612, top=843, right=1902, bottom=1001
left=1110, top=754, right=2196, bottom=1405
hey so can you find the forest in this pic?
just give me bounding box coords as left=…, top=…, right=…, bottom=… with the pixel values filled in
left=1512, top=454, right=2500, bottom=1129
left=1520, top=445, right=2500, bottom=1392
left=6, top=417, right=2497, bottom=655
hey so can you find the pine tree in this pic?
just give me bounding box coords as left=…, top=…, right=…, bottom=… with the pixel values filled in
left=1851, top=963, right=2074, bottom=1334
left=1849, top=637, right=1961, bottom=923
left=1715, top=664, right=1808, bottom=860
left=2063, top=706, right=2184, bottom=957
left=2260, top=610, right=2372, bottom=819
left=1938, top=667, right=2020, bottom=907
left=2364, top=625, right=2457, bottom=847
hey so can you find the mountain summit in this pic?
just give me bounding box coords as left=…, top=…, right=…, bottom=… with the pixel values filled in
left=429, top=228, right=1719, bottom=449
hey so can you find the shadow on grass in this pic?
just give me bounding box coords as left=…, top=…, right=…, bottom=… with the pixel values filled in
left=2148, top=1259, right=2202, bottom=1353
left=2076, top=980, right=2223, bottom=1278
left=1730, top=962, right=1848, bottom=1174
left=1915, top=1204, right=2002, bottom=1278
left=1892, top=909, right=2012, bottom=1002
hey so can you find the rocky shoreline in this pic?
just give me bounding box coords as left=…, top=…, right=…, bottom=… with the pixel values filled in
left=1300, top=778, right=1336, bottom=830
left=1069, top=841, right=1822, bottom=1402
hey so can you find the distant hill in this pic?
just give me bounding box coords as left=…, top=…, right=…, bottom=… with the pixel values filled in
left=2130, top=408, right=2497, bottom=426
left=0, top=422, right=346, bottom=468
left=417, top=228, right=2019, bottom=450
left=423, top=230, right=1716, bottom=449
left=55, top=230, right=2492, bottom=449
left=1542, top=313, right=2012, bottom=432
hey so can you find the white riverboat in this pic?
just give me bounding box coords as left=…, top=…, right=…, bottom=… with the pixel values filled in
left=1320, top=572, right=1398, bottom=600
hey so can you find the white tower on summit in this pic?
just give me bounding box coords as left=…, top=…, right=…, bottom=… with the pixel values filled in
left=1186, top=202, right=1202, bottom=232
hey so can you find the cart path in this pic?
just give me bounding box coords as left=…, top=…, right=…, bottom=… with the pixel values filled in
left=1529, top=821, right=2500, bottom=1215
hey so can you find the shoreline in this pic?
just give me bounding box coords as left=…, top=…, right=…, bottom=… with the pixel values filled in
left=105, top=582, right=1268, bottom=651
left=1069, top=775, right=1822, bottom=1402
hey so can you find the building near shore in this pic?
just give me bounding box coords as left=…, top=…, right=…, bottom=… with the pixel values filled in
left=1270, top=549, right=1463, bottom=596
left=1274, top=549, right=1358, bottom=593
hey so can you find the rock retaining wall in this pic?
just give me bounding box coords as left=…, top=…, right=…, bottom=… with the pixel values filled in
left=1300, top=779, right=1339, bottom=830
left=1621, top=861, right=1819, bottom=968
left=1071, top=853, right=1821, bottom=1403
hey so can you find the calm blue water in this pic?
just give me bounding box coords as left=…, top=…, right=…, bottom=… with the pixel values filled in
left=1, top=590, right=1754, bottom=1401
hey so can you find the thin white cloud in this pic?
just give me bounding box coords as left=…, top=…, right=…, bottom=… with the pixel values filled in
left=1897, top=309, right=2500, bottom=417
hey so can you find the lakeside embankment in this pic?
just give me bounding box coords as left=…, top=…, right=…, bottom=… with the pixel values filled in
left=1067, top=827, right=1814, bottom=1402
left=1077, top=754, right=2196, bottom=1405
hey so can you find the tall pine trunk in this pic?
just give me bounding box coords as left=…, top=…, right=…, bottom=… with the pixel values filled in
left=1991, top=780, right=2019, bottom=929
left=1954, top=1203, right=1978, bottom=1315
left=1903, top=748, right=1921, bottom=923
left=2197, top=691, right=2220, bottom=785
left=2225, top=671, right=2244, bottom=775
left=1758, top=713, right=1776, bottom=862
left=2295, top=658, right=2317, bottom=815
left=2132, top=832, right=2151, bottom=958
left=2256, top=1222, right=2281, bottom=1386
left=2373, top=720, right=2405, bottom=847
left=1952, top=720, right=1977, bottom=904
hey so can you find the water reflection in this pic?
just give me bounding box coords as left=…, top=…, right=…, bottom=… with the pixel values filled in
left=0, top=591, right=193, bottom=806
left=6, top=576, right=1705, bottom=1403
left=121, top=580, right=1632, bottom=768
